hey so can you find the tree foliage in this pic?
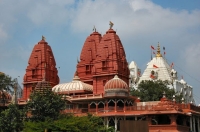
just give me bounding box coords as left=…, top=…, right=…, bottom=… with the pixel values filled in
left=131, top=80, right=182, bottom=102
left=24, top=114, right=113, bottom=132
left=26, top=89, right=66, bottom=121
left=0, top=104, right=24, bottom=132
left=0, top=72, right=14, bottom=92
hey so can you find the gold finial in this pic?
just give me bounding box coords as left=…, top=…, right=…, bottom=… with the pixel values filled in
left=109, top=21, right=114, bottom=29
left=156, top=42, right=162, bottom=57
left=93, top=25, right=96, bottom=32
left=42, top=35, right=46, bottom=41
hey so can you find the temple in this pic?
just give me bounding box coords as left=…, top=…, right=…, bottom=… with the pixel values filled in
left=22, top=36, right=59, bottom=100
left=1, top=23, right=200, bottom=132
left=129, top=43, right=195, bottom=104
left=52, top=24, right=200, bottom=132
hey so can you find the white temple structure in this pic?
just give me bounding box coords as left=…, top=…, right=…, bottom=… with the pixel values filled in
left=129, top=43, right=195, bottom=104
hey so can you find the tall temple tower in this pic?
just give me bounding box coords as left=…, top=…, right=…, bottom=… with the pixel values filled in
left=77, top=28, right=102, bottom=85
left=22, top=36, right=59, bottom=100
left=77, top=23, right=129, bottom=94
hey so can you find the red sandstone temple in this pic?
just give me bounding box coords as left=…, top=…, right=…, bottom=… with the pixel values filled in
left=18, top=23, right=200, bottom=132
left=22, top=36, right=59, bottom=100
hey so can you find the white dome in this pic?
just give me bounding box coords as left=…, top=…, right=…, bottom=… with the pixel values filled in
left=52, top=75, right=93, bottom=93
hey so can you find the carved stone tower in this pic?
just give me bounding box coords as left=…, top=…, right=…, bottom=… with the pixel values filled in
left=22, top=36, right=59, bottom=100
left=77, top=24, right=129, bottom=94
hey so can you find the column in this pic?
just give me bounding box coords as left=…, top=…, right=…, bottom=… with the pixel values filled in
left=190, top=116, right=193, bottom=132
left=88, top=103, right=90, bottom=113
left=135, top=116, right=137, bottom=121
left=104, top=101, right=106, bottom=113
left=96, top=102, right=98, bottom=114
left=106, top=100, right=108, bottom=112
left=115, top=100, right=117, bottom=112
left=147, top=115, right=152, bottom=125
left=114, top=116, right=117, bottom=132
left=124, top=100, right=126, bottom=112
left=170, top=114, right=176, bottom=125
left=183, top=116, right=186, bottom=126
left=193, top=116, right=196, bottom=132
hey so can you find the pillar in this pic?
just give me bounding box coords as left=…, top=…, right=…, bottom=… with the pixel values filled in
left=96, top=102, right=98, bottom=114
left=88, top=103, right=90, bottom=113
left=193, top=116, right=196, bottom=132
left=114, top=116, right=117, bottom=132
left=104, top=101, right=106, bottom=113
left=170, top=114, right=176, bottom=125
left=106, top=100, right=108, bottom=112
left=124, top=101, right=126, bottom=112
left=115, top=100, right=117, bottom=112
left=147, top=115, right=152, bottom=125
left=135, top=116, right=137, bottom=121
left=190, top=116, right=193, bottom=132
left=183, top=116, right=186, bottom=126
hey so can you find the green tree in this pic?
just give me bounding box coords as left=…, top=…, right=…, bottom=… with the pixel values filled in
left=26, top=89, right=66, bottom=122
left=131, top=80, right=182, bottom=102
left=24, top=114, right=113, bottom=132
left=0, top=104, right=24, bottom=132
left=0, top=72, right=14, bottom=92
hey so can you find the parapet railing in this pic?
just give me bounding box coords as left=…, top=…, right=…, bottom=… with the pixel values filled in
left=63, top=103, right=200, bottom=114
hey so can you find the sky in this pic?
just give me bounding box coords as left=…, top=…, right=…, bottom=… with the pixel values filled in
left=0, top=0, right=200, bottom=104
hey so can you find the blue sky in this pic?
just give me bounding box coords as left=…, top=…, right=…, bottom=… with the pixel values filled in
left=0, top=0, right=200, bottom=104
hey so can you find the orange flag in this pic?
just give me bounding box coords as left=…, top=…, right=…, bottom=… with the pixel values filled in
left=153, top=64, right=158, bottom=68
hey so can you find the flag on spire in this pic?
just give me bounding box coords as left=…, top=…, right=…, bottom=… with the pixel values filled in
left=151, top=45, right=155, bottom=50
left=163, top=47, right=165, bottom=50
left=153, top=64, right=158, bottom=68
left=170, top=62, right=174, bottom=68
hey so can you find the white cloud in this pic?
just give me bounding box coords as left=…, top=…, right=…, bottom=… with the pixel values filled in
left=27, top=0, right=74, bottom=26
left=182, top=43, right=200, bottom=75
left=70, top=0, right=200, bottom=44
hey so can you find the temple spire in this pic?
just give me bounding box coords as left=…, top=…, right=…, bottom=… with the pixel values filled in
left=156, top=42, right=162, bottom=57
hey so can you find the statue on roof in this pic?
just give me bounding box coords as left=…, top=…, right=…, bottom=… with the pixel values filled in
left=42, top=35, right=46, bottom=41
left=93, top=26, right=96, bottom=32
left=109, top=21, right=114, bottom=29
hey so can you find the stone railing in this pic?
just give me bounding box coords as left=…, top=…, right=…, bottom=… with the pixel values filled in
left=68, top=94, right=103, bottom=100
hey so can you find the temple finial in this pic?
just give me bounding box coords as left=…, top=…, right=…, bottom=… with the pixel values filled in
left=109, top=21, right=114, bottom=29
left=42, top=35, right=46, bottom=41
left=93, top=25, right=96, bottom=32
left=156, top=42, right=162, bottom=57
